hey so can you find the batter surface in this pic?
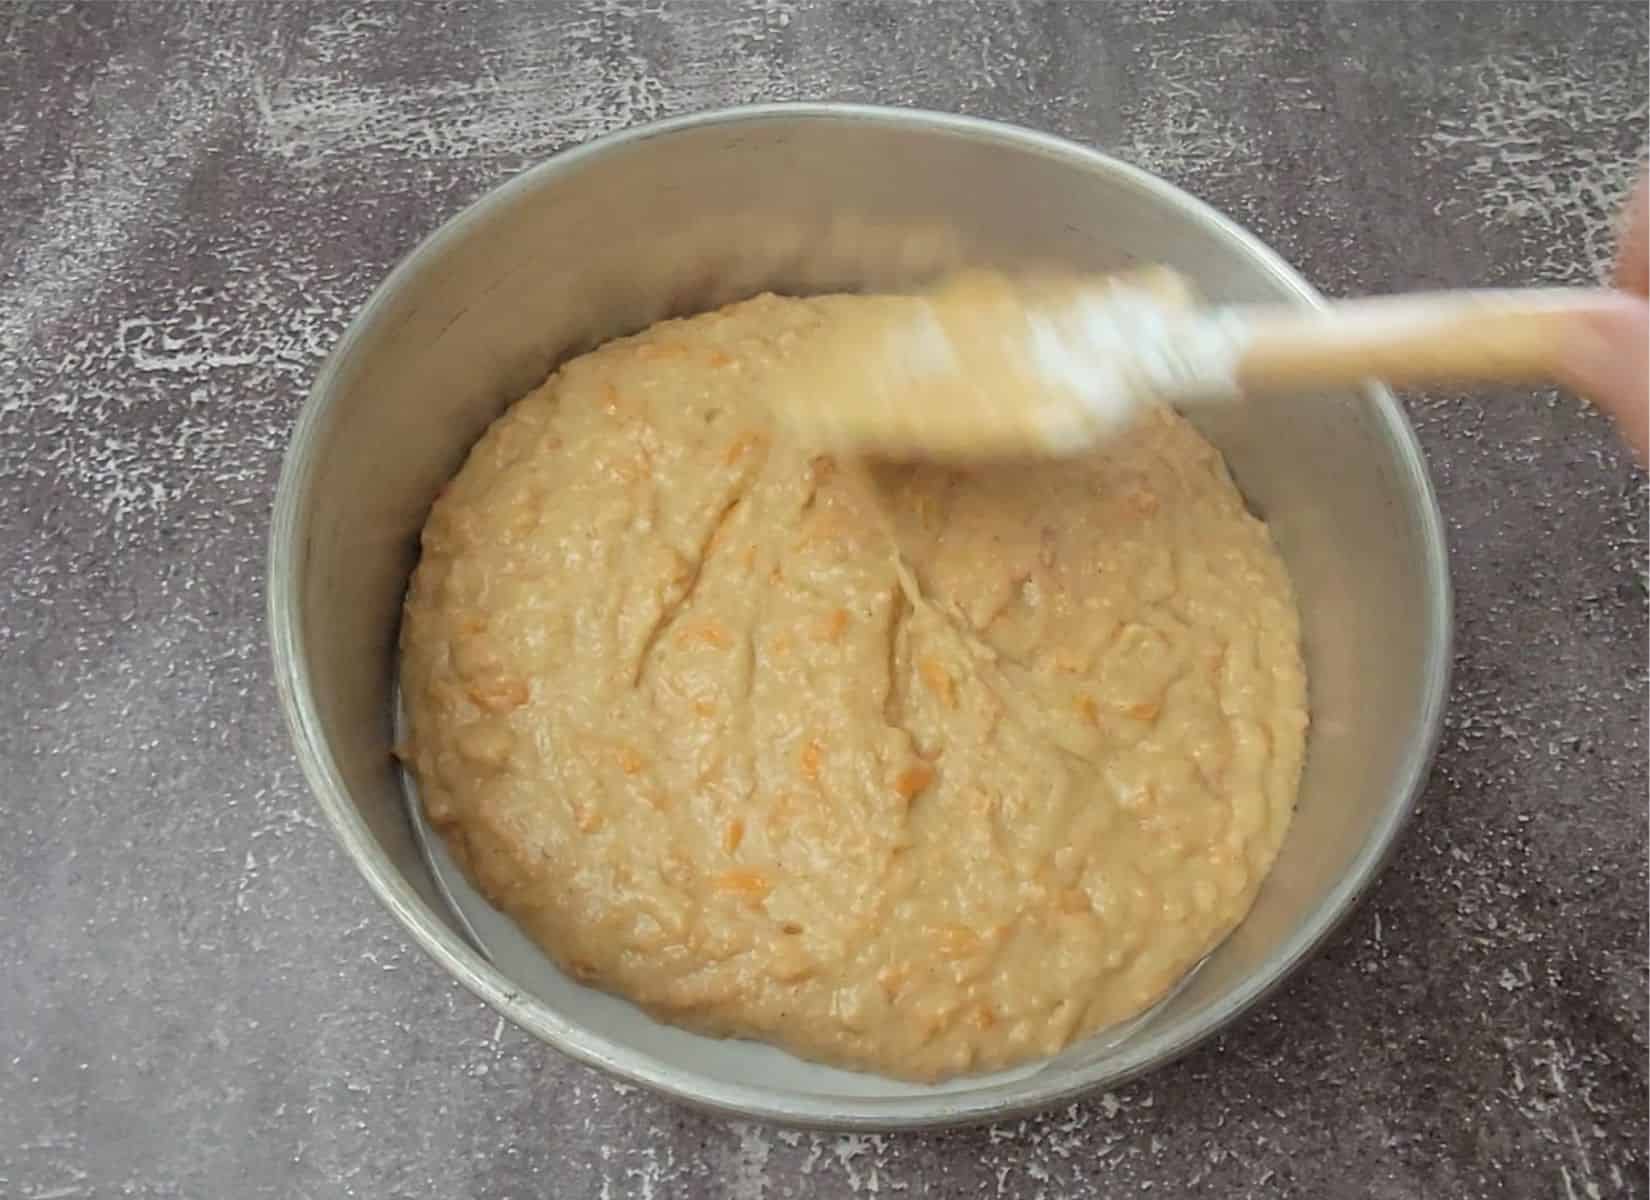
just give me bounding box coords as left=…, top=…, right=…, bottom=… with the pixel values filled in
left=398, top=289, right=1308, bottom=1081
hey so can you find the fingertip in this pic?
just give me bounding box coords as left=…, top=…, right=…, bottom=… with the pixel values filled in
left=1557, top=294, right=1649, bottom=462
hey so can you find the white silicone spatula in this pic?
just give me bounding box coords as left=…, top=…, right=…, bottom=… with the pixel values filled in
left=775, top=270, right=1638, bottom=460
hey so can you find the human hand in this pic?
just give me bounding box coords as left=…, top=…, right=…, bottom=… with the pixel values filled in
left=1556, top=170, right=1648, bottom=461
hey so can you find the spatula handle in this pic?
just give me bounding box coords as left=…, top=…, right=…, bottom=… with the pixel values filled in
left=1236, top=288, right=1634, bottom=394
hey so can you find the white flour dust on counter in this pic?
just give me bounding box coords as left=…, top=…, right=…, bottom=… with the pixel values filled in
left=1421, top=49, right=1647, bottom=284
left=254, top=1, right=801, bottom=169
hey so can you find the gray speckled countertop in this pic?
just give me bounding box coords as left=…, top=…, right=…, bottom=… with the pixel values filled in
left=3, top=3, right=1646, bottom=1196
